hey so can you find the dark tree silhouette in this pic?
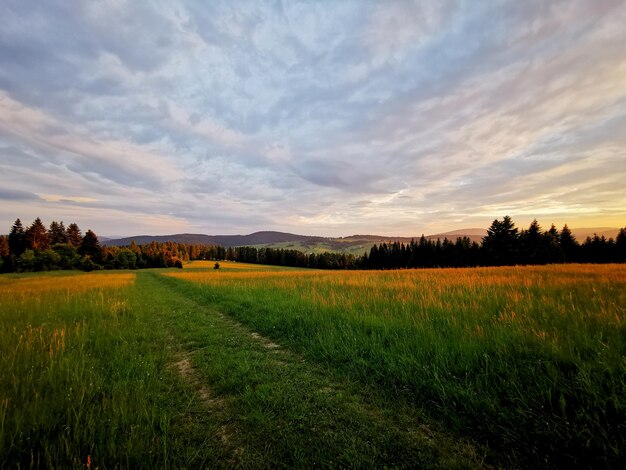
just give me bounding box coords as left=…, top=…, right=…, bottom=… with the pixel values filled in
left=8, top=219, right=27, bottom=256
left=544, top=224, right=563, bottom=263
left=520, top=219, right=544, bottom=264
left=52, top=243, right=82, bottom=270
left=614, top=227, right=626, bottom=262
left=482, top=216, right=520, bottom=265
left=520, top=219, right=561, bottom=264
left=49, top=221, right=68, bottom=244
left=0, top=236, right=9, bottom=259
left=581, top=234, right=614, bottom=264
left=559, top=224, right=579, bottom=262
left=0, top=235, right=8, bottom=272
left=79, top=230, right=103, bottom=262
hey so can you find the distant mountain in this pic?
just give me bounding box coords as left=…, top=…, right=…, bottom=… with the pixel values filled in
left=104, top=231, right=327, bottom=247
left=423, top=228, right=486, bottom=244
left=104, top=227, right=622, bottom=254
left=570, top=227, right=620, bottom=242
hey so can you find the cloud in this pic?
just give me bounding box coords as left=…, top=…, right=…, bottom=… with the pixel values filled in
left=0, top=189, right=41, bottom=201
left=38, top=194, right=98, bottom=203
left=0, top=0, right=625, bottom=236
left=0, top=91, right=183, bottom=190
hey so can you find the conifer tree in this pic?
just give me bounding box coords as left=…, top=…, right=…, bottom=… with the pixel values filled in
left=0, top=236, right=9, bottom=258
left=129, top=240, right=141, bottom=255
left=8, top=219, right=27, bottom=256
left=26, top=218, right=50, bottom=251
left=79, top=230, right=102, bottom=263
left=66, top=223, right=82, bottom=247
left=521, top=219, right=543, bottom=264
left=547, top=224, right=560, bottom=241
left=559, top=224, right=579, bottom=262
left=482, top=215, right=520, bottom=265
left=544, top=224, right=563, bottom=263
left=49, top=221, right=68, bottom=244
left=615, top=228, right=626, bottom=262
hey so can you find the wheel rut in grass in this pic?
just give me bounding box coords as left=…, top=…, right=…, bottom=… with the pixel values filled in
left=162, top=335, right=248, bottom=466
left=210, top=308, right=283, bottom=351
left=171, top=353, right=221, bottom=407
left=249, top=331, right=280, bottom=350
left=148, top=272, right=488, bottom=469
left=169, top=350, right=243, bottom=456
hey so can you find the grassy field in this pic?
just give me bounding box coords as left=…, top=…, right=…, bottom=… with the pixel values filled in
left=1, top=263, right=624, bottom=468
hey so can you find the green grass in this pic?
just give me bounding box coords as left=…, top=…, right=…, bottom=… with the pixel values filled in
left=0, top=268, right=482, bottom=468
left=1, top=263, right=624, bottom=468
left=0, top=272, right=176, bottom=468
left=167, top=263, right=626, bottom=468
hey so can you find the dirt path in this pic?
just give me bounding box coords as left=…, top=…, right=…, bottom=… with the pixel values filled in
left=140, top=272, right=489, bottom=469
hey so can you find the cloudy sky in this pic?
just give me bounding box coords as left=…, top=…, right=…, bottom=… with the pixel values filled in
left=1, top=0, right=625, bottom=237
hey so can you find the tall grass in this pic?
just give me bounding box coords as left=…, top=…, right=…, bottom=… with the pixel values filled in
left=2, top=263, right=623, bottom=467
left=0, top=272, right=174, bottom=468
left=168, top=263, right=626, bottom=467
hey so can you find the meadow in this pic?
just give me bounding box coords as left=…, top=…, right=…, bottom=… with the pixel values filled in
left=1, top=262, right=624, bottom=468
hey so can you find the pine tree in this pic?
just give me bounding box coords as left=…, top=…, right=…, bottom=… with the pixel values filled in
left=544, top=224, right=563, bottom=263
left=66, top=223, right=83, bottom=247
left=26, top=218, right=50, bottom=251
left=129, top=240, right=141, bottom=255
left=547, top=224, right=560, bottom=241
left=0, top=236, right=9, bottom=258
left=616, top=228, right=626, bottom=263
left=79, top=230, right=102, bottom=263
left=49, top=221, right=68, bottom=244
left=559, top=224, right=579, bottom=262
left=482, top=215, right=520, bottom=265
left=521, top=219, right=543, bottom=264
left=8, top=219, right=27, bottom=256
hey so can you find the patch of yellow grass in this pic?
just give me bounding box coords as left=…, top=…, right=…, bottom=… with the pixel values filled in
left=167, top=264, right=626, bottom=288
left=184, top=260, right=295, bottom=271
left=166, top=269, right=320, bottom=283
left=166, top=264, right=626, bottom=331
left=0, top=273, right=136, bottom=295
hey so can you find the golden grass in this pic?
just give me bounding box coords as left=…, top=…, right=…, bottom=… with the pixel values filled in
left=163, top=263, right=626, bottom=466
left=184, top=260, right=285, bottom=270
left=0, top=272, right=136, bottom=295
left=168, top=263, right=626, bottom=294
left=168, top=264, right=626, bottom=336
left=166, top=269, right=321, bottom=283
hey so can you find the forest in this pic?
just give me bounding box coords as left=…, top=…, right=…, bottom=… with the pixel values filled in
left=1, top=215, right=625, bottom=273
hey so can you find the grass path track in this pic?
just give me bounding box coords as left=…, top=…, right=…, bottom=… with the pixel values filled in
left=137, top=271, right=486, bottom=468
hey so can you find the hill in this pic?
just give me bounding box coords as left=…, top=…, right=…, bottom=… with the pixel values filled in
left=570, top=227, right=620, bottom=241
left=104, top=227, right=621, bottom=255
left=103, top=229, right=488, bottom=255
left=105, top=231, right=327, bottom=248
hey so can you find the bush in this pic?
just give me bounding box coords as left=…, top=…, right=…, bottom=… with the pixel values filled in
left=16, top=249, right=36, bottom=272
left=115, top=248, right=137, bottom=270
left=81, top=257, right=102, bottom=272
left=35, top=249, right=61, bottom=271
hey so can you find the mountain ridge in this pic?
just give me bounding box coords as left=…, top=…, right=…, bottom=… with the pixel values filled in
left=103, top=227, right=621, bottom=255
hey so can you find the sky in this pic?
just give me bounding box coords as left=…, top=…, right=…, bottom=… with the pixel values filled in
left=1, top=0, right=625, bottom=237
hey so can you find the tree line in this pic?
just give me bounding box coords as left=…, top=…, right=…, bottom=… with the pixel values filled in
left=1, top=216, right=625, bottom=273
left=0, top=218, right=355, bottom=272
left=361, top=216, right=626, bottom=269
left=1, top=218, right=200, bottom=272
